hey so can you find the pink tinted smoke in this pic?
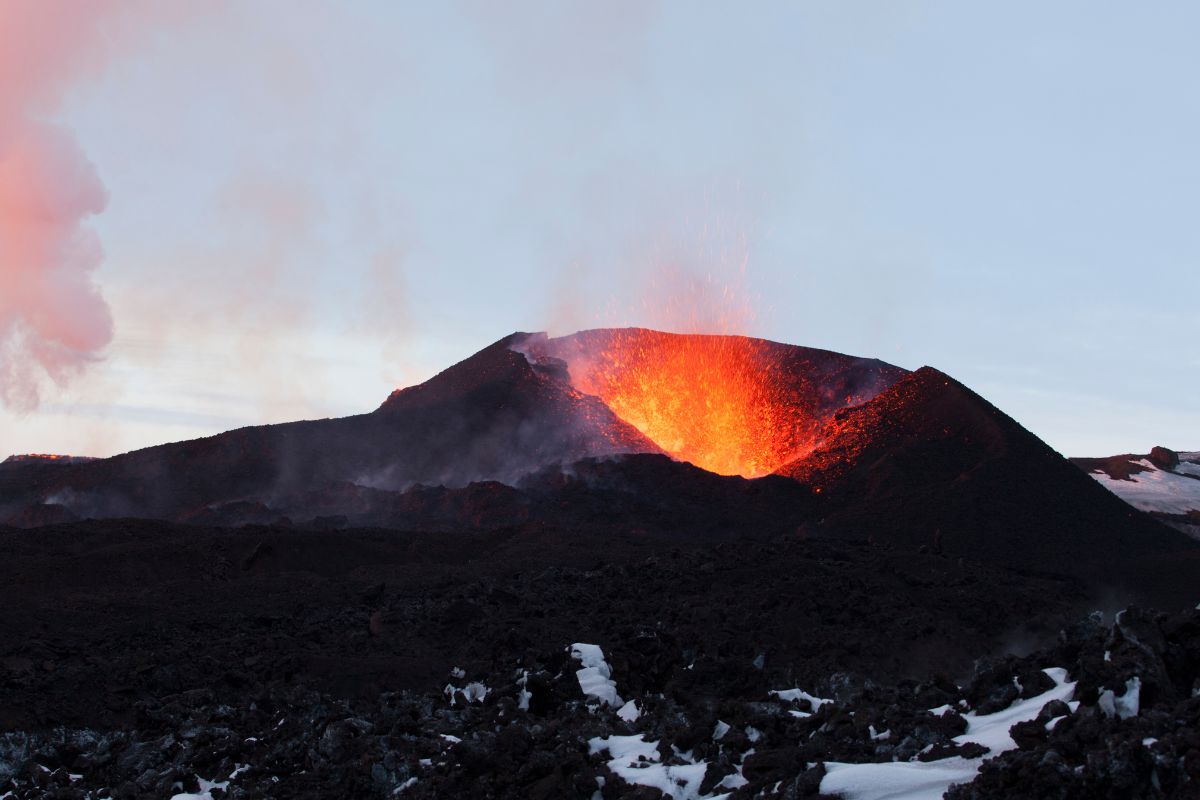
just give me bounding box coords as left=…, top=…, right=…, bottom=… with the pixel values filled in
left=0, top=1, right=117, bottom=410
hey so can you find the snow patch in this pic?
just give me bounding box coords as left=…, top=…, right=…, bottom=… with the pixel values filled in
left=517, top=670, right=532, bottom=711
left=169, top=775, right=230, bottom=800
left=1090, top=460, right=1200, bottom=514
left=1176, top=461, right=1200, bottom=478
left=444, top=681, right=488, bottom=705
left=821, top=667, right=1075, bottom=800
left=570, top=643, right=623, bottom=707
left=588, top=734, right=726, bottom=800
left=770, top=687, right=832, bottom=712
left=617, top=699, right=641, bottom=723
left=1098, top=677, right=1140, bottom=719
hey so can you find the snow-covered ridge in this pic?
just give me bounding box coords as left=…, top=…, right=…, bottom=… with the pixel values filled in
left=1088, top=457, right=1200, bottom=516
left=1075, top=447, right=1200, bottom=519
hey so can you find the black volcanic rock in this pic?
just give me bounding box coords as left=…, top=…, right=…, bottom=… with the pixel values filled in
left=776, top=367, right=1199, bottom=606
left=0, top=515, right=1195, bottom=799
left=1148, top=446, right=1180, bottom=471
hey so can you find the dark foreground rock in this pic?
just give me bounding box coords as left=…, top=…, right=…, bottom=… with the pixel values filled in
left=0, top=520, right=1197, bottom=798
left=1, top=604, right=1197, bottom=799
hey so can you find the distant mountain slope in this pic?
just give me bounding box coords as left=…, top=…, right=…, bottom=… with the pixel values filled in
left=1072, top=447, right=1200, bottom=539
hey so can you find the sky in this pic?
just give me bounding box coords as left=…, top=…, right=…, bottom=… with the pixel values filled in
left=0, top=0, right=1196, bottom=459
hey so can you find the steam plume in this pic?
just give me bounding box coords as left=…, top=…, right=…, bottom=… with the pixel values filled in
left=0, top=2, right=116, bottom=410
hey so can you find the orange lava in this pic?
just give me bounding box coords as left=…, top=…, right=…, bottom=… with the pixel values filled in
left=570, top=331, right=795, bottom=477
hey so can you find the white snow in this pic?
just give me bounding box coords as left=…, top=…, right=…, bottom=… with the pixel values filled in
left=517, top=670, right=532, bottom=711
left=1098, top=676, right=1140, bottom=719
left=1089, top=460, right=1200, bottom=515
left=450, top=666, right=466, bottom=679
left=713, top=720, right=730, bottom=741
left=168, top=764, right=250, bottom=800
left=440, top=734, right=462, bottom=744
left=1143, top=737, right=1158, bottom=747
left=394, top=776, right=418, bottom=794
left=927, top=704, right=954, bottom=716
left=617, top=699, right=641, bottom=722
left=588, top=734, right=727, bottom=800
left=821, top=667, right=1075, bottom=800
left=770, top=687, right=832, bottom=712
left=822, top=758, right=985, bottom=800
left=169, top=775, right=230, bottom=800
left=570, top=643, right=623, bottom=707
left=1176, top=462, right=1200, bottom=478
left=462, top=682, right=488, bottom=703
left=444, top=681, right=487, bottom=705
left=717, top=769, right=748, bottom=790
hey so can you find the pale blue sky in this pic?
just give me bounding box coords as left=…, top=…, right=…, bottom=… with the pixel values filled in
left=3, top=1, right=1196, bottom=458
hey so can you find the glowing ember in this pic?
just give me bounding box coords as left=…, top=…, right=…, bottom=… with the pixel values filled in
left=567, top=331, right=797, bottom=477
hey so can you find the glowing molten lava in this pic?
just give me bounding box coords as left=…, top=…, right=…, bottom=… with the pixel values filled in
left=569, top=331, right=796, bottom=477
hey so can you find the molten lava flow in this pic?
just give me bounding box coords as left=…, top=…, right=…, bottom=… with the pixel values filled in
left=569, top=331, right=797, bottom=477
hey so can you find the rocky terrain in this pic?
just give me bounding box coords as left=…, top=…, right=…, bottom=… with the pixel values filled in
left=0, top=519, right=1196, bottom=799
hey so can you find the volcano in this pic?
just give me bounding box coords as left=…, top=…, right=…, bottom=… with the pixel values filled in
left=3, top=328, right=1200, bottom=800
left=0, top=329, right=902, bottom=520
left=1, top=328, right=1194, bottom=599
